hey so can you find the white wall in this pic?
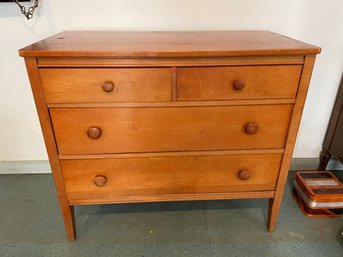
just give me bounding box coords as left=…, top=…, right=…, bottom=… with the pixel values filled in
left=1, top=0, right=343, bottom=162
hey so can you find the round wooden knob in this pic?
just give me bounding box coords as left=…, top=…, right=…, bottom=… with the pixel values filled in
left=87, top=127, right=102, bottom=139
left=245, top=122, right=259, bottom=135
left=94, top=175, right=107, bottom=187
left=233, top=80, right=245, bottom=91
left=239, top=169, right=251, bottom=180
left=102, top=81, right=115, bottom=93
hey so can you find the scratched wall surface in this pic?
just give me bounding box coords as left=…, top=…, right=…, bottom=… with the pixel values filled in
left=0, top=0, right=342, bottom=162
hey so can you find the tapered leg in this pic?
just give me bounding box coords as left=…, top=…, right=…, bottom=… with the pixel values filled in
left=60, top=204, right=75, bottom=240
left=55, top=189, right=76, bottom=240
left=267, top=197, right=280, bottom=232
left=318, top=149, right=331, bottom=170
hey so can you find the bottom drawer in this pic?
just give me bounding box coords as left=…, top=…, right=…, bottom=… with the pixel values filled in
left=61, top=153, right=282, bottom=204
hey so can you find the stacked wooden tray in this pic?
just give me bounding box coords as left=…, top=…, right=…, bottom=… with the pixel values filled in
left=292, top=171, right=343, bottom=217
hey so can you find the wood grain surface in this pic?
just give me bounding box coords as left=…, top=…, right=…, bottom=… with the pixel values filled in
left=47, top=98, right=296, bottom=108
left=24, top=58, right=76, bottom=240
left=19, top=31, right=320, bottom=58
left=177, top=65, right=302, bottom=101
left=50, top=105, right=293, bottom=155
left=40, top=68, right=171, bottom=103
left=61, top=153, right=282, bottom=203
left=267, top=55, right=317, bottom=232
left=37, top=55, right=305, bottom=68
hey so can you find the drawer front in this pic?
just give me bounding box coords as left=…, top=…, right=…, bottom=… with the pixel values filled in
left=61, top=153, right=283, bottom=202
left=40, top=68, right=172, bottom=103
left=177, top=65, right=302, bottom=101
left=51, top=105, right=292, bottom=155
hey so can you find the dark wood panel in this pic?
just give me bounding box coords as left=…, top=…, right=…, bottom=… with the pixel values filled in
left=320, top=74, right=343, bottom=168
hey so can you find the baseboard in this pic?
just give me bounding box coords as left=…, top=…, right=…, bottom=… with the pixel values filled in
left=0, top=158, right=342, bottom=174
left=290, top=158, right=319, bottom=170
left=290, top=158, right=343, bottom=171
left=0, top=161, right=51, bottom=174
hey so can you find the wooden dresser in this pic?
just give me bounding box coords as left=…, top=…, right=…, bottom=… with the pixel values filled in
left=19, top=31, right=320, bottom=240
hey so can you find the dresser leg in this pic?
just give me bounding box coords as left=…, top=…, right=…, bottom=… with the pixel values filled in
left=267, top=197, right=281, bottom=232
left=60, top=204, right=76, bottom=240
left=318, top=149, right=331, bottom=170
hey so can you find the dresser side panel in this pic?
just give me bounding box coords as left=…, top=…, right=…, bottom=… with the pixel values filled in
left=268, top=54, right=317, bottom=232
left=24, top=57, right=75, bottom=240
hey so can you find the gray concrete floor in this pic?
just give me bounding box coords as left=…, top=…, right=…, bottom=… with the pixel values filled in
left=0, top=172, right=342, bottom=257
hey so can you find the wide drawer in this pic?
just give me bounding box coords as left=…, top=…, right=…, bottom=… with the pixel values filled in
left=61, top=153, right=283, bottom=203
left=40, top=68, right=172, bottom=103
left=177, top=65, right=302, bottom=101
left=50, top=105, right=293, bottom=155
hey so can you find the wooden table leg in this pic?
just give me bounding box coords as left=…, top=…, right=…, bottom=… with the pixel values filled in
left=319, top=149, right=331, bottom=170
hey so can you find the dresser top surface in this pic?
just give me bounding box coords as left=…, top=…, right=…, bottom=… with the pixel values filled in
left=19, top=31, right=320, bottom=58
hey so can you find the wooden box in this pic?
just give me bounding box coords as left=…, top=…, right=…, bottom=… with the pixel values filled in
left=292, top=171, right=343, bottom=218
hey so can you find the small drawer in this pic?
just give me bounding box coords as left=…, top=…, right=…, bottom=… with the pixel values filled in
left=50, top=105, right=292, bottom=155
left=61, top=153, right=283, bottom=204
left=177, top=65, right=302, bottom=101
left=40, top=68, right=172, bottom=103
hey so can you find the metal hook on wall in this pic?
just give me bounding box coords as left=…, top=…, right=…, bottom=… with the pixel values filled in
left=13, top=0, right=39, bottom=20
